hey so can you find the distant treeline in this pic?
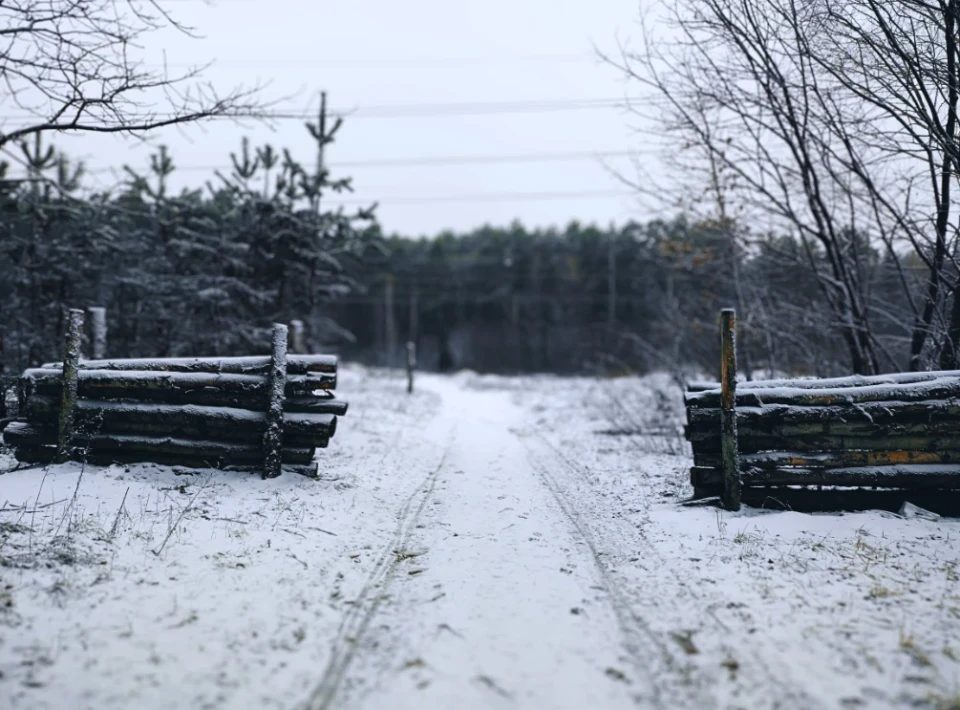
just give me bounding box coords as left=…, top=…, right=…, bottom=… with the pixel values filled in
left=0, top=135, right=929, bottom=381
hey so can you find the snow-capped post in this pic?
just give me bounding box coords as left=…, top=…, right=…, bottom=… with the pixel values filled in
left=289, top=319, right=305, bottom=355
left=263, top=323, right=289, bottom=479
left=87, top=306, right=107, bottom=359
left=720, top=308, right=741, bottom=510
left=56, top=309, right=84, bottom=463
left=406, top=341, right=416, bottom=394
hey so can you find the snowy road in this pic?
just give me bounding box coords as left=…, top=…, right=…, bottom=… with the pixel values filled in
left=312, top=378, right=647, bottom=709
left=2, top=368, right=959, bottom=710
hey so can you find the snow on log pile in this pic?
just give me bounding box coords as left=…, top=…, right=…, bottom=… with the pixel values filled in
left=685, top=368, right=960, bottom=510
left=1, top=314, right=346, bottom=478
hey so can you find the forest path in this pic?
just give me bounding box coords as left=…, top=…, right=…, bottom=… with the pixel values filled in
left=303, top=376, right=661, bottom=710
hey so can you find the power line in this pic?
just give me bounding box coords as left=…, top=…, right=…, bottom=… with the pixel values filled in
left=1, top=96, right=634, bottom=124
left=82, top=149, right=639, bottom=174
left=146, top=53, right=601, bottom=69
left=316, top=189, right=635, bottom=206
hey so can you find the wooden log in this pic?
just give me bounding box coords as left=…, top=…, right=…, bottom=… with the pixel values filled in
left=263, top=323, right=288, bottom=479
left=24, top=368, right=336, bottom=402
left=4, top=422, right=315, bottom=464
left=56, top=309, right=84, bottom=463
left=720, top=308, right=741, bottom=511
left=686, top=411, right=960, bottom=443
left=39, top=354, right=337, bottom=375
left=695, top=448, right=960, bottom=469
left=10, top=444, right=319, bottom=478
left=283, top=396, right=348, bottom=416
left=688, top=433, right=960, bottom=454
left=686, top=376, right=960, bottom=409
left=87, top=306, right=107, bottom=359
left=691, top=463, right=960, bottom=489
left=689, top=368, right=960, bottom=393
left=21, top=397, right=336, bottom=446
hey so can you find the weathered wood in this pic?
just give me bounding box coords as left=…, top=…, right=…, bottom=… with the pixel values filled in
left=10, top=444, right=319, bottom=478
left=719, top=308, right=741, bottom=511
left=20, top=397, right=336, bottom=446
left=692, top=463, right=960, bottom=489
left=56, top=309, right=84, bottom=463
left=87, top=306, right=107, bottom=359
left=39, top=354, right=337, bottom=375
left=263, top=323, right=288, bottom=479
left=4, top=422, right=315, bottom=464
left=283, top=396, right=348, bottom=416
left=691, top=433, right=960, bottom=455
left=689, top=368, right=960, bottom=393
left=686, top=415, right=960, bottom=444
left=695, top=448, right=960, bottom=469
left=686, top=376, right=960, bottom=409
left=24, top=368, right=336, bottom=401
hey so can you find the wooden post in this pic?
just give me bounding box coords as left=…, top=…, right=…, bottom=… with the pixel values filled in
left=87, top=306, right=107, bottom=359
left=56, top=309, right=84, bottom=463
left=289, top=319, right=306, bottom=354
left=406, top=341, right=416, bottom=394
left=384, top=274, right=397, bottom=366
left=720, top=308, right=741, bottom=510
left=263, top=323, right=288, bottom=479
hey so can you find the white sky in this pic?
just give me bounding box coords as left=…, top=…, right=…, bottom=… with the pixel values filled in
left=7, top=0, right=670, bottom=236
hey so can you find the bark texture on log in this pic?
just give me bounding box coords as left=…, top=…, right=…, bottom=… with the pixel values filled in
left=39, top=354, right=337, bottom=375
left=686, top=376, right=960, bottom=408
left=263, top=323, right=288, bottom=479
left=56, top=309, right=84, bottom=463
left=11, top=444, right=319, bottom=478
left=4, top=421, right=315, bottom=464
left=719, top=309, right=741, bottom=511
left=24, top=369, right=336, bottom=401
left=20, top=396, right=335, bottom=444
left=691, top=463, right=960, bottom=489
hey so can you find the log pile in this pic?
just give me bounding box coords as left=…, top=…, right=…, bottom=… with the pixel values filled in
left=2, top=314, right=347, bottom=478
left=684, top=310, right=960, bottom=511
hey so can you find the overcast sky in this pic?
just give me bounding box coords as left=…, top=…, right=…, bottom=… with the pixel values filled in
left=12, top=0, right=667, bottom=236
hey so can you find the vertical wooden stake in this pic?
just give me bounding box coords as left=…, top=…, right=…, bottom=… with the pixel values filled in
left=406, top=341, right=416, bottom=394
left=289, top=319, right=305, bottom=354
left=263, top=323, right=289, bottom=479
left=720, top=308, right=741, bottom=510
left=87, top=306, right=107, bottom=359
left=56, top=309, right=84, bottom=463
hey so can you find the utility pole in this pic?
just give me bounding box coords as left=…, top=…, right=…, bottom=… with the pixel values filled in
left=384, top=274, right=397, bottom=366
left=607, top=234, right=617, bottom=328
left=408, top=286, right=419, bottom=346
left=314, top=90, right=327, bottom=219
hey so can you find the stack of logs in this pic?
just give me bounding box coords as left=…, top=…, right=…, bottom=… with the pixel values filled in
left=685, top=310, right=960, bottom=511
left=2, top=311, right=346, bottom=478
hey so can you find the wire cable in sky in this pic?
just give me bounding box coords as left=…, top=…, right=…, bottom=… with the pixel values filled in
left=0, top=96, right=636, bottom=124
left=81, top=149, right=640, bottom=174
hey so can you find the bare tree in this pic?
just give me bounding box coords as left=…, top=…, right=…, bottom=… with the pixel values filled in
left=803, top=0, right=960, bottom=369
left=0, top=0, right=269, bottom=151
left=611, top=0, right=897, bottom=373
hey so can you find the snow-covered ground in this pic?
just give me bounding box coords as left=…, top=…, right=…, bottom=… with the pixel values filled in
left=1, top=367, right=958, bottom=709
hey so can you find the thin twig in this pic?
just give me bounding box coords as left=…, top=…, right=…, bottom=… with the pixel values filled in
left=152, top=475, right=211, bottom=556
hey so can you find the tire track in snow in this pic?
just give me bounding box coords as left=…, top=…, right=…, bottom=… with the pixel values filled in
left=529, top=425, right=815, bottom=710
left=516, top=428, right=695, bottom=709
left=300, top=424, right=455, bottom=710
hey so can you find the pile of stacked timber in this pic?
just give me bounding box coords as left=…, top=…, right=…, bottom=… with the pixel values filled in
left=684, top=309, right=960, bottom=512
left=2, top=311, right=346, bottom=478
